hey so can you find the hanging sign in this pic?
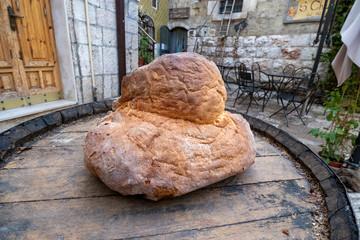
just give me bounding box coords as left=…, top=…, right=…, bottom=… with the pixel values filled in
left=169, top=8, right=190, bottom=19
left=284, top=0, right=330, bottom=23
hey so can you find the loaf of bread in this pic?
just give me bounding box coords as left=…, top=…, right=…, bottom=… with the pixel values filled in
left=84, top=52, right=256, bottom=201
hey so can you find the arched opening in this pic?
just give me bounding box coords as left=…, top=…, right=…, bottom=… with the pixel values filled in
left=139, top=15, right=155, bottom=40
left=170, top=27, right=188, bottom=53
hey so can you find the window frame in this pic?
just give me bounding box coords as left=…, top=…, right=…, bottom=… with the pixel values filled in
left=152, top=0, right=157, bottom=9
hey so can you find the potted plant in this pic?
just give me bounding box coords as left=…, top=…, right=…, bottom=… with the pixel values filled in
left=309, top=67, right=360, bottom=167
left=138, top=34, right=153, bottom=66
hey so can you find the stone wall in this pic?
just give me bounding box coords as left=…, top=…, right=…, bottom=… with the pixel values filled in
left=125, top=0, right=139, bottom=74
left=169, top=0, right=329, bottom=79
left=66, top=0, right=138, bottom=104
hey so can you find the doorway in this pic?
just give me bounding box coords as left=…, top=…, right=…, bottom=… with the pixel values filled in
left=0, top=0, right=62, bottom=111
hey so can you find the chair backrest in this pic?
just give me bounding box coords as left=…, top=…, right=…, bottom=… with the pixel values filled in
left=294, top=67, right=312, bottom=78
left=292, top=72, right=320, bottom=101
left=282, top=64, right=296, bottom=76
left=234, top=61, right=242, bottom=84
left=239, top=63, right=252, bottom=87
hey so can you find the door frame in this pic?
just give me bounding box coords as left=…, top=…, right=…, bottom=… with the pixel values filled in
left=1, top=0, right=77, bottom=123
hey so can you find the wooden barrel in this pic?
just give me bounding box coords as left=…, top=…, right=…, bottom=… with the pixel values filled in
left=0, top=103, right=357, bottom=239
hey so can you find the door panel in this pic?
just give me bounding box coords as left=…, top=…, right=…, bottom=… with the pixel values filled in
left=0, top=0, right=24, bottom=99
left=0, top=0, right=62, bottom=110
left=16, top=0, right=54, bottom=67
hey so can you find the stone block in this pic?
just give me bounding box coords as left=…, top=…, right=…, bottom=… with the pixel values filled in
left=244, top=47, right=256, bottom=58
left=65, top=0, right=73, bottom=19
left=274, top=131, right=297, bottom=151
left=88, top=4, right=97, bottom=25
left=90, top=25, right=103, bottom=46
left=269, top=35, right=290, bottom=46
left=92, top=46, right=103, bottom=75
left=256, top=48, right=268, bottom=58
left=290, top=34, right=311, bottom=47
left=103, top=47, right=118, bottom=74
left=97, top=8, right=116, bottom=28
left=68, top=19, right=76, bottom=43
left=78, top=44, right=91, bottom=76
left=127, top=0, right=137, bottom=17
left=88, top=0, right=100, bottom=7
left=236, top=47, right=246, bottom=58
left=72, top=0, right=86, bottom=21
left=103, top=75, right=112, bottom=99
left=23, top=118, right=48, bottom=137
left=82, top=77, right=94, bottom=103
left=76, top=104, right=94, bottom=117
left=237, top=36, right=244, bottom=47
left=104, top=99, right=114, bottom=109
left=299, top=47, right=316, bottom=61
left=131, top=34, right=138, bottom=50
left=61, top=107, right=79, bottom=123
left=125, top=18, right=138, bottom=34
left=91, top=101, right=107, bottom=114
left=0, top=135, right=11, bottom=162
left=74, top=21, right=88, bottom=44
left=42, top=112, right=63, bottom=127
left=264, top=124, right=280, bottom=138
left=281, top=48, right=301, bottom=60
left=289, top=142, right=308, bottom=158
left=255, top=36, right=268, bottom=46
left=95, top=76, right=104, bottom=100
left=268, top=47, right=281, bottom=59
left=298, top=150, right=319, bottom=170
left=244, top=36, right=256, bottom=47
left=0, top=135, right=11, bottom=151
left=225, top=36, right=235, bottom=47
left=329, top=206, right=359, bottom=240
left=103, top=28, right=117, bottom=46
left=4, top=126, right=31, bottom=146
left=112, top=75, right=120, bottom=98
left=223, top=47, right=235, bottom=57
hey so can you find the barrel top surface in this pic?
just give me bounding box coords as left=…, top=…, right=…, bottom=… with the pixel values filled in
left=0, top=114, right=330, bottom=239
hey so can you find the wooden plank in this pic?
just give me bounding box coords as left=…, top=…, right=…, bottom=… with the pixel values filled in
left=57, top=116, right=102, bottom=132
left=144, top=214, right=314, bottom=240
left=28, top=131, right=88, bottom=147
left=0, top=179, right=314, bottom=239
left=0, top=165, right=116, bottom=203
left=213, top=155, right=305, bottom=187
left=255, top=139, right=283, bottom=156
left=4, top=146, right=84, bottom=169
left=1, top=152, right=304, bottom=202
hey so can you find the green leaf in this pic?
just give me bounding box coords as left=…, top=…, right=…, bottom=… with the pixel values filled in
left=308, top=128, right=319, bottom=137
left=336, top=128, right=344, bottom=135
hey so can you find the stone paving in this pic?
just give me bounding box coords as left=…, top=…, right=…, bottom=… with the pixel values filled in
left=225, top=83, right=360, bottom=231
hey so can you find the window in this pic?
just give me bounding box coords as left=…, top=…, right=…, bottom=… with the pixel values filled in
left=152, top=0, right=157, bottom=9
left=219, top=0, right=243, bottom=13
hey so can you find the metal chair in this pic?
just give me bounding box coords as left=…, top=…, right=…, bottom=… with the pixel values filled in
left=270, top=73, right=320, bottom=127
left=282, top=64, right=296, bottom=75
left=233, top=62, right=269, bottom=114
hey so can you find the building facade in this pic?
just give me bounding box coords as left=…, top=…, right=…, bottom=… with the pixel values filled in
left=168, top=0, right=329, bottom=78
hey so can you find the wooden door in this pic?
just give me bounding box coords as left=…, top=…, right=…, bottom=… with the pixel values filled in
left=0, top=0, right=62, bottom=111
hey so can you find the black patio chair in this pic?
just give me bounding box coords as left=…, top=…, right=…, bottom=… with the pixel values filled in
left=230, top=61, right=242, bottom=96
left=269, top=73, right=320, bottom=127
left=283, top=64, right=296, bottom=75
left=233, top=62, right=269, bottom=114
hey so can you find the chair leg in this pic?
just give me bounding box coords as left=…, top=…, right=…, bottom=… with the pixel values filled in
left=246, top=94, right=253, bottom=114
left=280, top=99, right=290, bottom=127
left=293, top=103, right=306, bottom=125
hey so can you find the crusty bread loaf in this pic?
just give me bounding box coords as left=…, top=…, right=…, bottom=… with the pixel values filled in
left=112, top=52, right=227, bottom=124
left=84, top=52, right=256, bottom=201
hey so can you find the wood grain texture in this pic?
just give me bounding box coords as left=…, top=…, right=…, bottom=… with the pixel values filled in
left=0, top=116, right=321, bottom=239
